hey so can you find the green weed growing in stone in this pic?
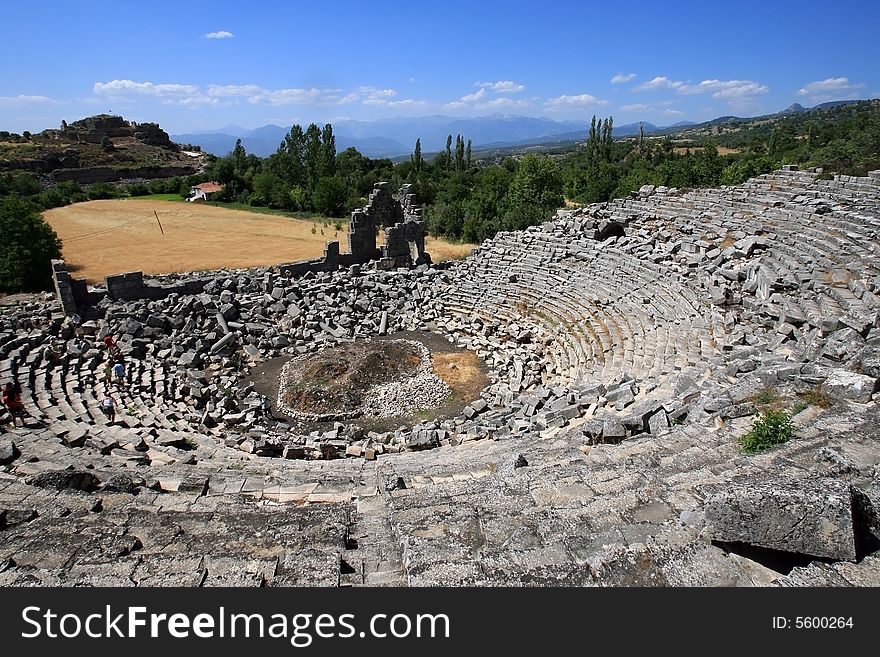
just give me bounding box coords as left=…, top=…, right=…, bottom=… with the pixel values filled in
left=739, top=410, right=794, bottom=453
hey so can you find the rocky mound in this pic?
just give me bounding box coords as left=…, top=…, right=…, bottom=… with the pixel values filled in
left=0, top=114, right=203, bottom=182
left=276, top=339, right=450, bottom=421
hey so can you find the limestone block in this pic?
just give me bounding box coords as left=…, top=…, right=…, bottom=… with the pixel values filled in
left=821, top=368, right=878, bottom=403
left=705, top=478, right=875, bottom=561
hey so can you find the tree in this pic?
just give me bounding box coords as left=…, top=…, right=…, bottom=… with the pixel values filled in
left=0, top=197, right=62, bottom=293
left=454, top=134, right=465, bottom=171
left=445, top=134, right=453, bottom=172
left=505, top=154, right=563, bottom=215
left=319, top=123, right=337, bottom=178
left=465, top=139, right=472, bottom=170
left=278, top=124, right=306, bottom=188
left=411, top=138, right=422, bottom=173
left=304, top=123, right=322, bottom=192
left=312, top=176, right=347, bottom=217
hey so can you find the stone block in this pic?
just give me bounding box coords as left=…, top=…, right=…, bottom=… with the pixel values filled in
left=705, top=478, right=875, bottom=561
left=0, top=440, right=21, bottom=465
left=821, top=368, right=877, bottom=403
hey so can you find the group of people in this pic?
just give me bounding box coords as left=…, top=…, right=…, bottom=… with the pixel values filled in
left=98, top=334, right=125, bottom=424
left=1, top=325, right=134, bottom=430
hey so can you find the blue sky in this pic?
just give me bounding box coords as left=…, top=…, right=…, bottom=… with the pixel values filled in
left=1, top=0, right=878, bottom=133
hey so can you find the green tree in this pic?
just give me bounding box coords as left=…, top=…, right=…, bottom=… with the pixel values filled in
left=319, top=123, right=337, bottom=178
left=445, top=134, right=453, bottom=172
left=465, top=139, right=472, bottom=170
left=505, top=154, right=563, bottom=215
left=411, top=138, right=422, bottom=173
left=278, top=124, right=307, bottom=188
left=454, top=134, right=465, bottom=171
left=312, top=176, right=347, bottom=216
left=304, top=123, right=323, bottom=194
left=0, top=197, right=63, bottom=292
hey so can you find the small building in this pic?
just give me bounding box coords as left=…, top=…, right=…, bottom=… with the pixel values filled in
left=187, top=181, right=223, bottom=202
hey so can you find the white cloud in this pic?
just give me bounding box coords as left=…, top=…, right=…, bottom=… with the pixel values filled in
left=663, top=109, right=684, bottom=116
left=0, top=94, right=61, bottom=106
left=479, top=97, right=530, bottom=110
left=633, top=76, right=768, bottom=103
left=634, top=76, right=683, bottom=91
left=544, top=93, right=608, bottom=109
left=166, top=96, right=220, bottom=108
left=619, top=103, right=650, bottom=112
left=797, top=76, right=865, bottom=98
left=460, top=88, right=488, bottom=103
left=257, top=88, right=337, bottom=106
left=611, top=72, right=636, bottom=84
left=207, top=84, right=263, bottom=97
left=205, top=30, right=234, bottom=39
left=94, top=79, right=198, bottom=97
left=94, top=78, right=424, bottom=109
left=478, top=80, right=525, bottom=93
left=679, top=79, right=769, bottom=98
left=365, top=97, right=429, bottom=109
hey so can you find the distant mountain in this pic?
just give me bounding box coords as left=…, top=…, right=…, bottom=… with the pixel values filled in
left=779, top=103, right=806, bottom=115
left=813, top=99, right=861, bottom=111
left=174, top=114, right=593, bottom=158
left=175, top=115, right=702, bottom=159
left=613, top=121, right=659, bottom=137
left=778, top=100, right=859, bottom=116
left=175, top=101, right=871, bottom=160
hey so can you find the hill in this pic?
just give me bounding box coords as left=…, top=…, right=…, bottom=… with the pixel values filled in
left=0, top=114, right=207, bottom=184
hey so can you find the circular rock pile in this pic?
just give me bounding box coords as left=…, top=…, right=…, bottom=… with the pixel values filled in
left=275, top=339, right=450, bottom=421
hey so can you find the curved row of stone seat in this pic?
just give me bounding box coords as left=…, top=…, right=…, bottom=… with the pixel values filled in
left=434, top=227, right=723, bottom=396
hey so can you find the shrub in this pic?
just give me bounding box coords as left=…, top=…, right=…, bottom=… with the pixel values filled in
left=87, top=183, right=116, bottom=200
left=0, top=197, right=62, bottom=292
left=126, top=183, right=151, bottom=197
left=739, top=410, right=794, bottom=453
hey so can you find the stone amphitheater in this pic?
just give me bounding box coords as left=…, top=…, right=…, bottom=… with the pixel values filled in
left=2, top=167, right=880, bottom=586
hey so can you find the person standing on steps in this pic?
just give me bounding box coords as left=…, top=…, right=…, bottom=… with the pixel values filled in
left=113, top=359, right=126, bottom=388
left=103, top=358, right=114, bottom=386
left=2, top=382, right=25, bottom=427
left=101, top=391, right=117, bottom=424
left=103, top=333, right=117, bottom=352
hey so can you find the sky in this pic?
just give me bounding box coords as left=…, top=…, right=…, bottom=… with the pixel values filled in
left=1, top=0, right=878, bottom=134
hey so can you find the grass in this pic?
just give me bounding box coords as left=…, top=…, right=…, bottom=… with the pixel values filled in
left=202, top=200, right=339, bottom=223
left=750, top=388, right=782, bottom=410
left=798, top=385, right=831, bottom=409
left=44, top=196, right=473, bottom=283
left=121, top=193, right=185, bottom=202
left=739, top=409, right=794, bottom=453
left=125, top=194, right=343, bottom=223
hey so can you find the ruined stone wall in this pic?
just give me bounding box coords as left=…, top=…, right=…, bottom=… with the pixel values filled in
left=278, top=241, right=357, bottom=277
left=348, top=210, right=379, bottom=264
left=104, top=271, right=209, bottom=301
left=51, top=260, right=86, bottom=315
left=52, top=165, right=196, bottom=184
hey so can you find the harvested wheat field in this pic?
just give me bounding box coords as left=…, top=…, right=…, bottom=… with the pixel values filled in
left=44, top=199, right=475, bottom=283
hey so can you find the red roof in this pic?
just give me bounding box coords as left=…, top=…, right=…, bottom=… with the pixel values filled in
left=193, top=182, right=223, bottom=193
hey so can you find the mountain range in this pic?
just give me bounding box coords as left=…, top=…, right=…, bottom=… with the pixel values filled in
left=171, top=102, right=860, bottom=159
